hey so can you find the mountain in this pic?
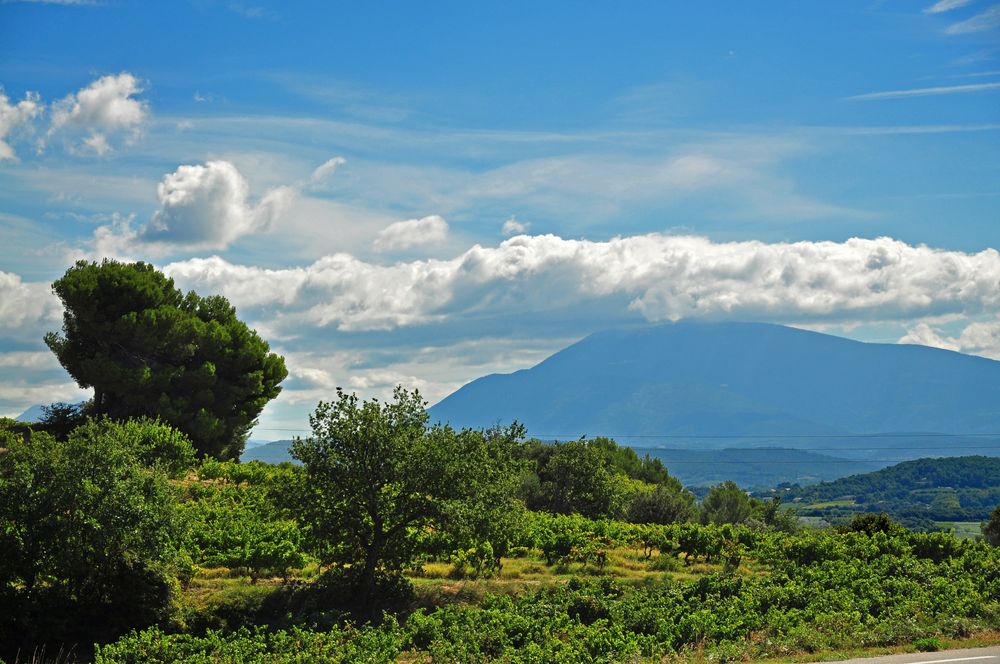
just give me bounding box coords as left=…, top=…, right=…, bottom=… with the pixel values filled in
left=640, top=447, right=879, bottom=490
left=15, top=404, right=47, bottom=423
left=242, top=439, right=296, bottom=464
left=429, top=321, right=1000, bottom=443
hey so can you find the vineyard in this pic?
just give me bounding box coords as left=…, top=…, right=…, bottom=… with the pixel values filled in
left=3, top=399, right=1000, bottom=662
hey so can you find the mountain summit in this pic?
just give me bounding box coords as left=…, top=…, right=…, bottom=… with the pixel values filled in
left=428, top=322, right=1000, bottom=438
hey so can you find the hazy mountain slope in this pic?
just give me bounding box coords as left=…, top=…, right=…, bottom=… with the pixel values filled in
left=429, top=321, right=1000, bottom=438
left=641, top=447, right=879, bottom=489
left=241, top=439, right=296, bottom=464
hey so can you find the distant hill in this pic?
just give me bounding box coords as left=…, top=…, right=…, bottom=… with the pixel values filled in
left=641, top=447, right=878, bottom=490
left=779, top=456, right=1000, bottom=527
left=242, top=439, right=296, bottom=464
left=15, top=404, right=47, bottom=423
left=429, top=321, right=1000, bottom=448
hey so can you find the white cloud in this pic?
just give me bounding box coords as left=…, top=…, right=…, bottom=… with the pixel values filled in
left=82, top=131, right=110, bottom=155
left=846, top=82, right=1000, bottom=101
left=501, top=216, right=529, bottom=236
left=0, top=270, right=61, bottom=333
left=163, top=234, right=1000, bottom=335
left=48, top=72, right=148, bottom=154
left=96, top=160, right=294, bottom=251
left=898, top=323, right=960, bottom=351
left=308, top=156, right=346, bottom=188
left=925, top=0, right=974, bottom=13
left=946, top=4, right=1000, bottom=33
left=0, top=90, right=42, bottom=160
left=373, top=215, right=449, bottom=252
left=900, top=317, right=1000, bottom=359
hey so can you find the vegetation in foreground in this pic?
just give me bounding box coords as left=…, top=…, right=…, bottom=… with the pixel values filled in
left=3, top=260, right=999, bottom=662
left=3, top=405, right=1000, bottom=663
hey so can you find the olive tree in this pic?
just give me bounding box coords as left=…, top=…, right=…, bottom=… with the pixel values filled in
left=291, top=387, right=523, bottom=612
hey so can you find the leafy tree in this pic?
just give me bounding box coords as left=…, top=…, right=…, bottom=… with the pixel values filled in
left=839, top=512, right=908, bottom=536
left=38, top=401, right=88, bottom=439
left=982, top=505, right=1000, bottom=546
left=45, top=259, right=287, bottom=459
left=520, top=439, right=627, bottom=518
left=0, top=420, right=188, bottom=655
left=701, top=481, right=754, bottom=525
left=626, top=484, right=695, bottom=525
left=291, top=387, right=522, bottom=613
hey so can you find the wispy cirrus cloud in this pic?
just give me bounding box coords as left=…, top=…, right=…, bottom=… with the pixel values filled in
left=924, top=0, right=975, bottom=14
left=846, top=81, right=1000, bottom=100
left=946, top=4, right=1000, bottom=33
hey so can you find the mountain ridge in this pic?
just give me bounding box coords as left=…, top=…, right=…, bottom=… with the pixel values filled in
left=428, top=321, right=1000, bottom=439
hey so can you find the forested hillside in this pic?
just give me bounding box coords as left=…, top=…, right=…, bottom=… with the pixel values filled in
left=778, top=456, right=1000, bottom=529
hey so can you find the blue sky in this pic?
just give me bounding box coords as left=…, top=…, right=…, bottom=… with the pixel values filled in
left=1, top=0, right=998, bottom=436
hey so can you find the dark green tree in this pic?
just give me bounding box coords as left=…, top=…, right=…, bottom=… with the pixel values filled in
left=291, top=387, right=523, bottom=613
left=45, top=259, right=287, bottom=459
left=626, top=484, right=695, bottom=525
left=701, top=480, right=753, bottom=525
left=526, top=440, right=626, bottom=518
left=0, top=419, right=189, bottom=656
left=981, top=505, right=1000, bottom=546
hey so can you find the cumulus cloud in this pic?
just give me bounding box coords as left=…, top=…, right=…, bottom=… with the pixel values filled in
left=501, top=216, right=529, bottom=237
left=163, top=234, right=1000, bottom=336
left=901, top=317, right=1000, bottom=359
left=373, top=215, right=449, bottom=252
left=48, top=72, right=148, bottom=154
left=87, top=160, right=295, bottom=253
left=0, top=90, right=42, bottom=160
left=0, top=270, right=61, bottom=333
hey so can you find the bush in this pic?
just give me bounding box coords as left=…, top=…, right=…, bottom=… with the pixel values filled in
left=0, top=422, right=186, bottom=658
left=914, top=637, right=943, bottom=652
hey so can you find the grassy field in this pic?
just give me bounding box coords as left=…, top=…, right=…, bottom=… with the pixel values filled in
left=935, top=521, right=982, bottom=539
left=176, top=545, right=731, bottom=631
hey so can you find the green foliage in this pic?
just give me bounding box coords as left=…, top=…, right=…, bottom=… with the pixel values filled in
left=840, top=512, right=908, bottom=537
left=38, top=400, right=88, bottom=439
left=784, top=456, right=1000, bottom=523
left=72, top=416, right=198, bottom=478
left=45, top=259, right=287, bottom=460
left=94, top=622, right=403, bottom=663
left=102, top=525, right=1000, bottom=661
left=701, top=481, right=754, bottom=525
left=984, top=505, right=1000, bottom=546
left=291, top=387, right=523, bottom=611
left=914, top=636, right=944, bottom=652
left=0, top=421, right=186, bottom=656
left=182, top=484, right=305, bottom=581
left=626, top=484, right=695, bottom=525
